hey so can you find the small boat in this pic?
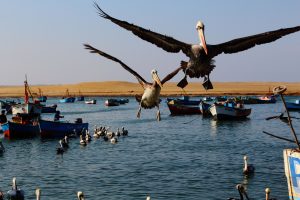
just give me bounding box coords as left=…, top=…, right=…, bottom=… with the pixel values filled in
left=37, top=88, right=47, bottom=102
left=241, top=95, right=276, bottom=104
left=286, top=100, right=300, bottom=111
left=200, top=101, right=211, bottom=116
left=12, top=102, right=42, bottom=115
left=41, top=104, right=57, bottom=113
left=166, top=96, right=200, bottom=105
left=202, top=96, right=215, bottom=102
left=105, top=99, right=120, bottom=106
left=59, top=89, right=75, bottom=103
left=85, top=99, right=97, bottom=104
left=115, top=98, right=129, bottom=104
left=76, top=90, right=85, bottom=101
left=1, top=114, right=40, bottom=139
left=209, top=101, right=251, bottom=120
left=284, top=149, right=300, bottom=200
left=39, top=118, right=89, bottom=138
left=167, top=100, right=201, bottom=115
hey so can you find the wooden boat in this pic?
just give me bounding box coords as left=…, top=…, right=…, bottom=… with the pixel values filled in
left=200, top=101, right=211, bottom=116
left=85, top=99, right=97, bottom=104
left=59, top=89, right=75, bottom=103
left=241, top=95, right=276, bottom=104
left=1, top=114, right=40, bottom=139
left=39, top=119, right=89, bottom=138
left=286, top=100, right=300, bottom=111
left=209, top=102, right=251, bottom=120
left=166, top=96, right=200, bottom=105
left=37, top=88, right=47, bottom=102
left=167, top=100, right=201, bottom=115
left=12, top=102, right=42, bottom=115
left=41, top=104, right=57, bottom=113
left=105, top=99, right=120, bottom=106
left=115, top=98, right=129, bottom=104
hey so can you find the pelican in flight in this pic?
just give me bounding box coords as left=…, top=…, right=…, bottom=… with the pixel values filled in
left=84, top=44, right=184, bottom=121
left=93, top=3, right=300, bottom=90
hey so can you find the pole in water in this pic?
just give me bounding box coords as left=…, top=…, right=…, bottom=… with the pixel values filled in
left=273, top=85, right=300, bottom=149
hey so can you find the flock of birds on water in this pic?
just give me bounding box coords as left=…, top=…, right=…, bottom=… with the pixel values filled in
left=0, top=154, right=277, bottom=200
left=56, top=126, right=129, bottom=155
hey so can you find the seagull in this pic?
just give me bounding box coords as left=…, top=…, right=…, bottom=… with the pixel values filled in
left=84, top=44, right=184, bottom=121
left=93, top=2, right=300, bottom=90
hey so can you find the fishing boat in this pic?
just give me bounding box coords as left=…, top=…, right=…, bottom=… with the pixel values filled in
left=286, top=100, right=300, bottom=111
left=1, top=114, right=40, bottom=139
left=167, top=100, right=201, bottom=115
left=209, top=101, right=251, bottom=120
left=105, top=99, right=120, bottom=106
left=85, top=99, right=97, bottom=104
left=166, top=96, right=201, bottom=105
left=115, top=98, right=129, bottom=104
left=200, top=101, right=211, bottom=116
left=41, top=104, right=57, bottom=113
left=241, top=95, right=276, bottom=104
left=59, top=89, right=75, bottom=103
left=37, top=88, right=47, bottom=102
left=39, top=118, right=88, bottom=138
left=76, top=90, right=85, bottom=101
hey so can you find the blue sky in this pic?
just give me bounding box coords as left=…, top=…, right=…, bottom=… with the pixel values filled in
left=1, top=0, right=300, bottom=85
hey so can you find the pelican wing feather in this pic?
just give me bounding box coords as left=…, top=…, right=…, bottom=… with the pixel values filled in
left=84, top=44, right=149, bottom=86
left=209, top=26, right=300, bottom=58
left=94, top=2, right=192, bottom=56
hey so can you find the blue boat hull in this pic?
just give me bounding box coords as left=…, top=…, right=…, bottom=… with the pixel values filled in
left=1, top=121, right=40, bottom=139
left=59, top=97, right=75, bottom=103
left=39, top=120, right=88, bottom=138
left=286, top=102, right=300, bottom=110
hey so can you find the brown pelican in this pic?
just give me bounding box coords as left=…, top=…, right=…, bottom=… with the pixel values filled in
left=93, top=3, right=300, bottom=90
left=84, top=44, right=184, bottom=121
left=35, top=188, right=41, bottom=200
left=77, top=191, right=85, bottom=200
left=228, top=184, right=250, bottom=200
left=243, top=155, right=255, bottom=175
left=265, top=188, right=277, bottom=200
left=7, top=177, right=25, bottom=200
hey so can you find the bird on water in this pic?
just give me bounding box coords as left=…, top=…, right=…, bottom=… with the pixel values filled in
left=243, top=155, right=255, bottom=175
left=93, top=2, right=300, bottom=90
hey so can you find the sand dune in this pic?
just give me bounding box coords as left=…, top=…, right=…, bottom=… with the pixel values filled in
left=0, top=81, right=299, bottom=97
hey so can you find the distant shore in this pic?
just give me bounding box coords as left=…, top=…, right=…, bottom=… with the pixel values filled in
left=0, top=81, right=299, bottom=98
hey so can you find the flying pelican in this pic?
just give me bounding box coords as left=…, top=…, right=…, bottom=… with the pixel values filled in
left=84, top=44, right=184, bottom=121
left=93, top=3, right=300, bottom=90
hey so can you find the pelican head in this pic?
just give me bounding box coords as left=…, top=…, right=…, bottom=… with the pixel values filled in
left=196, top=21, right=208, bottom=55
left=244, top=155, right=248, bottom=161
left=151, top=69, right=163, bottom=88
left=12, top=177, right=17, bottom=190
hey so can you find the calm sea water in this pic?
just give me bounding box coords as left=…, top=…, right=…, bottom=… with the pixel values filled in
left=1, top=96, right=300, bottom=200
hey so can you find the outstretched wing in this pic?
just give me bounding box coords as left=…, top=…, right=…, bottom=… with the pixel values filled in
left=209, top=25, right=300, bottom=58
left=84, top=44, right=149, bottom=86
left=94, top=2, right=192, bottom=56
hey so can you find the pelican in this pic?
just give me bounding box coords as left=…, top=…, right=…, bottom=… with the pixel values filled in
left=228, top=184, right=249, bottom=200
left=243, top=155, right=255, bottom=175
left=265, top=188, right=277, bottom=200
left=7, top=177, right=25, bottom=200
left=93, top=3, right=300, bottom=90
left=56, top=140, right=64, bottom=154
left=77, top=191, right=85, bottom=200
left=35, top=188, right=41, bottom=200
left=84, top=44, right=184, bottom=121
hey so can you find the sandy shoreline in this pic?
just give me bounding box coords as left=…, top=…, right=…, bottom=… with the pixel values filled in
left=0, top=81, right=299, bottom=97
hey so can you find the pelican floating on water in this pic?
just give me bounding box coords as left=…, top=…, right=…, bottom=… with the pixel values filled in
left=7, top=177, right=25, bottom=200
left=243, top=155, right=255, bottom=175
left=84, top=44, right=184, bottom=121
left=77, top=191, right=85, bottom=200
left=35, top=188, right=41, bottom=200
left=93, top=3, right=300, bottom=90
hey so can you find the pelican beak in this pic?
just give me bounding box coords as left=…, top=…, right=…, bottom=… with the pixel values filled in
left=152, top=72, right=163, bottom=88
left=198, top=28, right=208, bottom=55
